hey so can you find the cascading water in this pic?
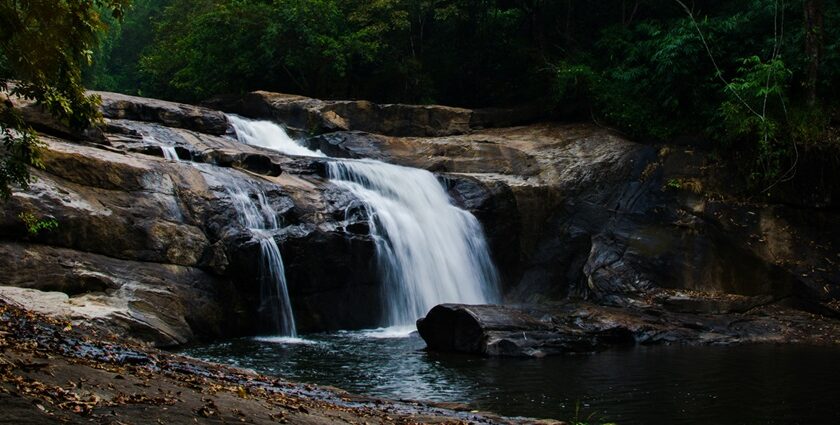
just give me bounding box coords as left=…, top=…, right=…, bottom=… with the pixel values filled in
left=228, top=114, right=324, bottom=157
left=161, top=146, right=179, bottom=161
left=139, top=131, right=180, bottom=161
left=328, top=161, right=500, bottom=327
left=228, top=114, right=500, bottom=329
left=227, top=181, right=297, bottom=337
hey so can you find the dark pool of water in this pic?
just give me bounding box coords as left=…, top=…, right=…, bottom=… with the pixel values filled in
left=180, top=330, right=840, bottom=424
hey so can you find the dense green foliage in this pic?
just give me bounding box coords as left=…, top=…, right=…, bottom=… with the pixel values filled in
left=81, top=1, right=840, bottom=187
left=89, top=0, right=556, bottom=105
left=17, top=211, right=58, bottom=235
left=1, top=0, right=128, bottom=198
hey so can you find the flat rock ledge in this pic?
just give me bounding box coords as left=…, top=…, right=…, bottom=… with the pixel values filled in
left=95, top=91, right=230, bottom=135
left=417, top=302, right=840, bottom=357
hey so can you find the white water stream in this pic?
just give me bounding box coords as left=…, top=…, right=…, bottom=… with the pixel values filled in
left=161, top=146, right=179, bottom=161
left=328, top=161, right=500, bottom=326
left=229, top=114, right=323, bottom=157
left=228, top=114, right=499, bottom=330
left=227, top=182, right=297, bottom=337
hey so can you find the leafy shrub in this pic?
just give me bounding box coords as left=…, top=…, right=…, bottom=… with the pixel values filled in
left=18, top=212, right=59, bottom=236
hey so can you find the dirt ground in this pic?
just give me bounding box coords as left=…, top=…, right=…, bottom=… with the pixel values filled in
left=0, top=300, right=556, bottom=425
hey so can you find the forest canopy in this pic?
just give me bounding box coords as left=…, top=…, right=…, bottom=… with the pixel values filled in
left=46, top=1, right=840, bottom=187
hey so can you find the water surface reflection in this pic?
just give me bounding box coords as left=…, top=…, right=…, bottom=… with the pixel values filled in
left=181, top=331, right=840, bottom=424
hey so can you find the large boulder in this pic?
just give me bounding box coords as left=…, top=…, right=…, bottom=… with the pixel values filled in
left=417, top=301, right=840, bottom=357
left=95, top=91, right=230, bottom=135
left=0, top=243, right=244, bottom=346
left=417, top=304, right=634, bottom=357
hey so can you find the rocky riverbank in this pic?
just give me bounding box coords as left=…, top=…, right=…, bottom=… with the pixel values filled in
left=0, top=299, right=561, bottom=424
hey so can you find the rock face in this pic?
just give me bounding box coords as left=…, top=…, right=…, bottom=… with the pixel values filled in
left=0, top=243, right=237, bottom=347
left=205, top=91, right=545, bottom=137
left=3, top=89, right=838, bottom=352
left=1, top=91, right=381, bottom=346
left=244, top=94, right=838, bottom=355
left=95, top=91, right=230, bottom=135
left=296, top=123, right=838, bottom=323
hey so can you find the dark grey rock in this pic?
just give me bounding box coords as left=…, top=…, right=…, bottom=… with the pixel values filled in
left=95, top=91, right=230, bottom=135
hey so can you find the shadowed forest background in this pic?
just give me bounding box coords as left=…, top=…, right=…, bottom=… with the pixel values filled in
left=1, top=0, right=836, bottom=193
left=83, top=0, right=839, bottom=190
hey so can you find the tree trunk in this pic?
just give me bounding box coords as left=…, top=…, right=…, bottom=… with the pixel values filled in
left=803, top=0, right=824, bottom=107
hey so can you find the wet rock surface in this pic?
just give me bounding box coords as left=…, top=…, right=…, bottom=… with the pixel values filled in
left=418, top=301, right=840, bottom=357
left=2, top=89, right=838, bottom=355
left=289, top=114, right=839, bottom=356
left=2, top=92, right=383, bottom=345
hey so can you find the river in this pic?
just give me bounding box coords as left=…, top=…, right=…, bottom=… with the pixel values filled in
left=181, top=332, right=840, bottom=424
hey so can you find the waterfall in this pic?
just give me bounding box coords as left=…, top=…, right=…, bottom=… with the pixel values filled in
left=228, top=114, right=324, bottom=157
left=139, top=130, right=180, bottom=161
left=161, top=146, right=179, bottom=161
left=228, top=183, right=297, bottom=337
left=228, top=115, right=500, bottom=329
left=328, top=161, right=499, bottom=326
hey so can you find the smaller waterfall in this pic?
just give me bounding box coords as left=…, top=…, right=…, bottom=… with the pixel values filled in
left=228, top=114, right=324, bottom=157
left=139, top=130, right=180, bottom=161
left=161, top=146, right=179, bottom=161
left=228, top=185, right=297, bottom=337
